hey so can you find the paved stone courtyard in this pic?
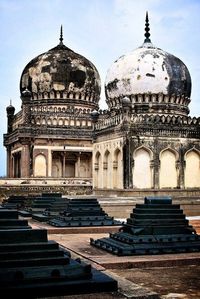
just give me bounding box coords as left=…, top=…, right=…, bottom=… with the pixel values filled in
left=25, top=216, right=200, bottom=298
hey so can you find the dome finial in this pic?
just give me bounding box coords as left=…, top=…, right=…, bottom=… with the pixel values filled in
left=144, top=11, right=151, bottom=43
left=59, top=25, right=63, bottom=45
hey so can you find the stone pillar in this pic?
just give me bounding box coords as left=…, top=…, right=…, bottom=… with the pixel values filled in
left=123, top=137, right=132, bottom=189
left=48, top=149, right=52, bottom=177
left=176, top=160, right=181, bottom=188
left=62, top=154, right=66, bottom=177
left=21, top=89, right=31, bottom=125
left=21, top=144, right=30, bottom=177
left=6, top=147, right=12, bottom=177
left=179, top=145, right=185, bottom=189
left=76, top=153, right=81, bottom=177
left=154, top=158, right=160, bottom=189
left=150, top=160, right=154, bottom=188
left=11, top=155, right=14, bottom=178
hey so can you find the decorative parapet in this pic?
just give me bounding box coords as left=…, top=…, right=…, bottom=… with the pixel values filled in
left=32, top=90, right=99, bottom=105
left=107, top=93, right=190, bottom=116
left=130, top=114, right=200, bottom=126
left=95, top=114, right=123, bottom=131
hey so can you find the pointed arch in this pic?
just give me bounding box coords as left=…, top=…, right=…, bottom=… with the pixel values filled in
left=52, top=152, right=62, bottom=178
left=113, top=148, right=123, bottom=189
left=159, top=148, right=178, bottom=188
left=185, top=148, right=200, bottom=187
left=132, top=146, right=152, bottom=188
left=34, top=154, right=47, bottom=177
left=103, top=150, right=112, bottom=188
left=94, top=151, right=102, bottom=188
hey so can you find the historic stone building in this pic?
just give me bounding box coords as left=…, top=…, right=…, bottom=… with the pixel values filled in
left=4, top=26, right=100, bottom=188
left=4, top=15, right=200, bottom=194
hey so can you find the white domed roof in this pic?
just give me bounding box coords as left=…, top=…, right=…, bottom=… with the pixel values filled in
left=105, top=46, right=190, bottom=98
left=105, top=13, right=191, bottom=116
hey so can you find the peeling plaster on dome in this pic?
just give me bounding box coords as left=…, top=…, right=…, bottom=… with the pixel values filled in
left=105, top=46, right=191, bottom=101
left=20, top=43, right=101, bottom=105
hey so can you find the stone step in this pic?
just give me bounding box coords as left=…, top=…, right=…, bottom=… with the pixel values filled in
left=67, top=204, right=101, bottom=209
left=70, top=198, right=97, bottom=202
left=42, top=193, right=62, bottom=197
left=63, top=211, right=106, bottom=216
left=127, top=218, right=189, bottom=226
left=18, top=210, right=32, bottom=217
left=58, top=215, right=114, bottom=221
left=133, top=208, right=183, bottom=214
left=110, top=232, right=200, bottom=244
left=0, top=210, right=18, bottom=219
left=123, top=223, right=194, bottom=235
left=48, top=219, right=119, bottom=227
left=32, top=214, right=51, bottom=222
left=91, top=235, right=200, bottom=256
left=0, top=229, right=48, bottom=243
left=0, top=240, right=60, bottom=252
left=0, top=219, right=29, bottom=226
left=144, top=196, right=172, bottom=204
left=131, top=213, right=186, bottom=220
left=0, top=256, right=70, bottom=268
left=136, top=204, right=180, bottom=209
left=0, top=249, right=65, bottom=260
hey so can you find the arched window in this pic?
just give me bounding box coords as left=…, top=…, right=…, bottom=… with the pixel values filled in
left=34, top=154, right=46, bottom=177
left=185, top=150, right=200, bottom=187
left=132, top=147, right=152, bottom=188
left=160, top=149, right=178, bottom=188
left=103, top=150, right=112, bottom=188
left=94, top=151, right=102, bottom=188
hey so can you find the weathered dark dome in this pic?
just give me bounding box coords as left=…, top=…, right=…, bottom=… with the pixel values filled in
left=20, top=33, right=101, bottom=109
left=105, top=13, right=192, bottom=116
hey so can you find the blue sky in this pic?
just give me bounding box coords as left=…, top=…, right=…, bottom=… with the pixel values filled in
left=0, top=0, right=200, bottom=176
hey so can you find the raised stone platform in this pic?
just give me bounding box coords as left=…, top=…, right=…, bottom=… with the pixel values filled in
left=0, top=209, right=118, bottom=298
left=91, top=197, right=200, bottom=256
left=27, top=216, right=200, bottom=298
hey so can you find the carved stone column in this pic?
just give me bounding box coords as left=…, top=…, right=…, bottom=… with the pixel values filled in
left=179, top=146, right=185, bottom=189
left=76, top=153, right=81, bottom=177
left=21, top=144, right=30, bottom=178
left=6, top=146, right=12, bottom=177
left=154, top=158, right=160, bottom=189
left=48, top=149, right=52, bottom=177
left=123, top=136, right=132, bottom=189
left=150, top=159, right=155, bottom=188
left=176, top=160, right=181, bottom=188
left=21, top=89, right=31, bottom=125
left=62, top=154, right=66, bottom=177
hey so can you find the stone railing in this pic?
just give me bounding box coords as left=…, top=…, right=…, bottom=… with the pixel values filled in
left=95, top=114, right=123, bottom=131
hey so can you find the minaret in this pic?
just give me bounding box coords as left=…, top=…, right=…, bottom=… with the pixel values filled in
left=6, top=100, right=15, bottom=133
left=21, top=88, right=31, bottom=125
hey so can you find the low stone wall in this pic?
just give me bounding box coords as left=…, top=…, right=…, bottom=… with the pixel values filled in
left=94, top=188, right=200, bottom=198
left=99, top=197, right=200, bottom=218
left=0, top=178, right=93, bottom=201
left=0, top=185, right=92, bottom=201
